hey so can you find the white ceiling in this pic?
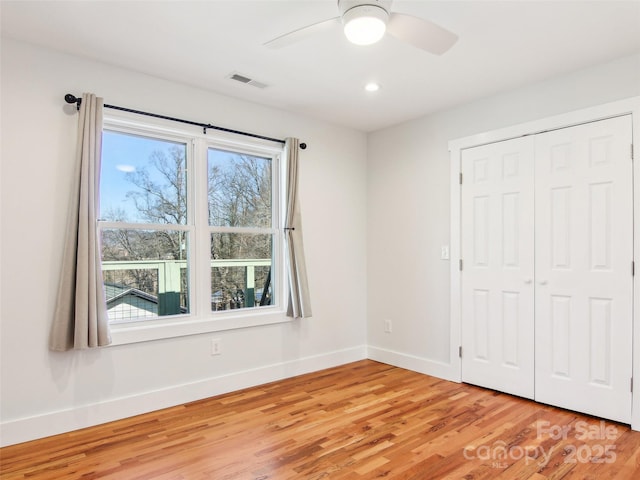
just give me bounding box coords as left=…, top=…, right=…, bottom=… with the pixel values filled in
left=2, top=0, right=640, bottom=132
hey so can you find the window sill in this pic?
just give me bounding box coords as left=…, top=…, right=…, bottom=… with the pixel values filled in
left=108, top=309, right=291, bottom=346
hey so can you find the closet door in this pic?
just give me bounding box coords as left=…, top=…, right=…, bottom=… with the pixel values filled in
left=534, top=116, right=633, bottom=423
left=461, top=136, right=535, bottom=399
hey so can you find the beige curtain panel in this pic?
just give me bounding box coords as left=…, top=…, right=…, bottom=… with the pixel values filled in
left=50, top=93, right=111, bottom=351
left=284, top=138, right=312, bottom=318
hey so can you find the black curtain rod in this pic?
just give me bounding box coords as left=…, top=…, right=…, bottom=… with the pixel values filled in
left=64, top=94, right=306, bottom=149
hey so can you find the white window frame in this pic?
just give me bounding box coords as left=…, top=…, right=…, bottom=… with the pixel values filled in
left=102, top=114, right=290, bottom=346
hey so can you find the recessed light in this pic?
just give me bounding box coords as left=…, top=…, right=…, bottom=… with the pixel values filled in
left=364, top=82, right=380, bottom=92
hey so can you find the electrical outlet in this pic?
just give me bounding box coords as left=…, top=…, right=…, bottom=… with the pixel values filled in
left=384, top=320, right=392, bottom=333
left=211, top=338, right=222, bottom=356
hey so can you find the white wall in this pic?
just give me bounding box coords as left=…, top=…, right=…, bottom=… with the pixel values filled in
left=367, top=54, right=640, bottom=379
left=0, top=39, right=368, bottom=446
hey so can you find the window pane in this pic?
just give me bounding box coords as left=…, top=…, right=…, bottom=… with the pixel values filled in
left=101, top=131, right=188, bottom=225
left=102, top=229, right=190, bottom=323
left=211, top=233, right=273, bottom=311
left=208, top=148, right=272, bottom=228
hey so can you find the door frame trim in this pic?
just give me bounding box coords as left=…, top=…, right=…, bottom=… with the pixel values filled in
left=448, top=96, right=640, bottom=430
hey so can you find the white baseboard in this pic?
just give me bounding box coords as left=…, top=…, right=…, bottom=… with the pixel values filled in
left=0, top=345, right=367, bottom=447
left=367, top=345, right=460, bottom=382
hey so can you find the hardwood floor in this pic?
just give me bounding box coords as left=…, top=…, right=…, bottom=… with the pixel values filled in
left=2, top=360, right=640, bottom=479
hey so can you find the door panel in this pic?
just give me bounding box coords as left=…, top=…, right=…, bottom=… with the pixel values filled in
left=534, top=116, right=633, bottom=423
left=461, top=136, right=535, bottom=399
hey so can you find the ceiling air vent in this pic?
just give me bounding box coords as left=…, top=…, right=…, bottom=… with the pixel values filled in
left=228, top=72, right=268, bottom=89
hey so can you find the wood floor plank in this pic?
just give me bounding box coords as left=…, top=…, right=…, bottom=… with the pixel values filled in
left=2, top=360, right=640, bottom=479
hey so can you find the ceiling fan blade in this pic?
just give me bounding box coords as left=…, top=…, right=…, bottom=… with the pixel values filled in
left=264, top=17, right=341, bottom=49
left=386, top=13, right=458, bottom=55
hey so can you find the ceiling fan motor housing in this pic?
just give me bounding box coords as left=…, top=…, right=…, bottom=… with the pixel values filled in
left=338, top=0, right=392, bottom=18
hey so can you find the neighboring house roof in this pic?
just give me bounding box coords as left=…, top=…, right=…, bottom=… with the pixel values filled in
left=104, top=283, right=187, bottom=317
left=105, top=283, right=158, bottom=306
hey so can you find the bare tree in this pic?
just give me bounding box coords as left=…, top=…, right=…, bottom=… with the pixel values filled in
left=124, top=146, right=187, bottom=260
left=209, top=154, right=273, bottom=308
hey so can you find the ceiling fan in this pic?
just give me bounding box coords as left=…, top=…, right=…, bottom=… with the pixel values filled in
left=264, top=0, right=458, bottom=55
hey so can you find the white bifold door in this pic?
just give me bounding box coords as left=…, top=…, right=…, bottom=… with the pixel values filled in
left=461, top=115, right=633, bottom=423
left=461, top=136, right=536, bottom=399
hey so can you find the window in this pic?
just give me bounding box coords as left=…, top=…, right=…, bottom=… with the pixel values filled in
left=99, top=119, right=283, bottom=329
left=208, top=148, right=276, bottom=312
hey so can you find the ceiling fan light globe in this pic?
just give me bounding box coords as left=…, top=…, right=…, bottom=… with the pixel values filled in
left=342, top=5, right=388, bottom=45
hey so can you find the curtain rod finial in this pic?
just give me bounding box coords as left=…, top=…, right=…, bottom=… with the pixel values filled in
left=300, top=143, right=307, bottom=150
left=65, top=94, right=81, bottom=110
